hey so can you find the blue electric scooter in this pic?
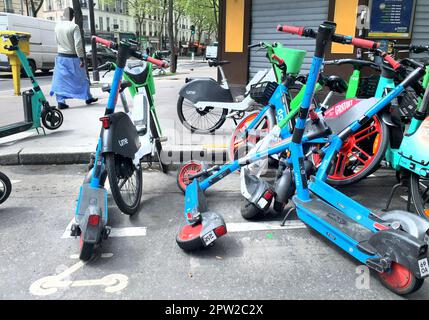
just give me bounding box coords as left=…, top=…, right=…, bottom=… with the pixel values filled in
left=177, top=21, right=429, bottom=296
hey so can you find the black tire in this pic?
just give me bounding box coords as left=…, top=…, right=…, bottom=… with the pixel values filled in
left=79, top=237, right=95, bottom=262
left=106, top=153, right=143, bottom=216
left=41, top=108, right=64, bottom=130
left=327, top=115, right=389, bottom=186
left=177, top=96, right=228, bottom=134
left=409, top=172, right=429, bottom=221
left=241, top=198, right=264, bottom=220
left=273, top=201, right=285, bottom=213
left=176, top=225, right=204, bottom=252
left=0, top=172, right=12, bottom=204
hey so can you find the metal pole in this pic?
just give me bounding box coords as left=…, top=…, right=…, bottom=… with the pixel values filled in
left=88, top=0, right=99, bottom=81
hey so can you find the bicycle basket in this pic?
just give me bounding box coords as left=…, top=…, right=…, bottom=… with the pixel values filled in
left=250, top=81, right=279, bottom=105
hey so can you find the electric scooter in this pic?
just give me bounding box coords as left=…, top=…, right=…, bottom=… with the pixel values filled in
left=177, top=42, right=301, bottom=134
left=178, top=21, right=429, bottom=295
left=273, top=22, right=429, bottom=295
left=71, top=37, right=168, bottom=261
left=383, top=44, right=429, bottom=220
left=0, top=172, right=11, bottom=205
left=0, top=34, right=64, bottom=138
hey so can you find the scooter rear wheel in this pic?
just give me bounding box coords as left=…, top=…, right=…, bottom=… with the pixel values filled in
left=0, top=172, right=12, bottom=205
left=41, top=108, right=64, bottom=130
left=176, top=224, right=204, bottom=252
left=79, top=234, right=95, bottom=262
left=177, top=161, right=204, bottom=193
left=378, top=262, right=424, bottom=295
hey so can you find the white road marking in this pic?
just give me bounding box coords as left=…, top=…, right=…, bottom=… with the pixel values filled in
left=226, top=220, right=307, bottom=233
left=29, top=253, right=128, bottom=296
left=11, top=180, right=21, bottom=184
left=62, top=219, right=147, bottom=239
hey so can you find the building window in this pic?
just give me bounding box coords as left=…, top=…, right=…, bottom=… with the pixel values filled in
left=99, top=17, right=103, bottom=31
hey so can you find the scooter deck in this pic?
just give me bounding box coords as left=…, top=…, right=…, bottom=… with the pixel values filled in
left=294, top=195, right=376, bottom=263
left=0, top=122, right=33, bottom=138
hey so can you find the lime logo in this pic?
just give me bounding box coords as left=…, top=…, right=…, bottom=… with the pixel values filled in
left=118, top=138, right=129, bottom=147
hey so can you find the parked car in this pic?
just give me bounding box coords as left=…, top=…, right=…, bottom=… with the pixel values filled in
left=205, top=42, right=218, bottom=60
left=0, top=13, right=56, bottom=74
left=85, top=44, right=116, bottom=69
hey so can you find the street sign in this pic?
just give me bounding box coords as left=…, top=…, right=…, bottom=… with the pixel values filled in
left=368, top=0, right=416, bottom=39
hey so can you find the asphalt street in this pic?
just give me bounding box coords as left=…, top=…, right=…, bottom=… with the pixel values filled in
left=0, top=164, right=428, bottom=300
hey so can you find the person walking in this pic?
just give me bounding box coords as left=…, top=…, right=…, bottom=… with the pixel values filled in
left=50, top=7, right=98, bottom=110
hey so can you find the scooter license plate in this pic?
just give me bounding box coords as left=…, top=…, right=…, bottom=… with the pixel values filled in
left=418, top=258, right=429, bottom=277
left=202, top=230, right=217, bottom=246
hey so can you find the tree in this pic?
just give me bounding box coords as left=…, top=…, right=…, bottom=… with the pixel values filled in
left=25, top=0, right=44, bottom=17
left=167, top=0, right=177, bottom=73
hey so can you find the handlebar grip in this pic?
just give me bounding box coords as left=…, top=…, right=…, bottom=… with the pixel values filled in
left=382, top=53, right=402, bottom=70
left=271, top=54, right=284, bottom=65
left=248, top=43, right=261, bottom=49
left=147, top=56, right=169, bottom=68
left=351, top=37, right=380, bottom=50
left=277, top=25, right=304, bottom=36
left=92, top=36, right=113, bottom=48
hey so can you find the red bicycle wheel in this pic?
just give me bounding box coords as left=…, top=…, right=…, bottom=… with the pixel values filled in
left=229, top=112, right=271, bottom=161
left=313, top=115, right=388, bottom=186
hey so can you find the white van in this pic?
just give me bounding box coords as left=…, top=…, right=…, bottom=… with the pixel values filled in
left=0, top=13, right=57, bottom=73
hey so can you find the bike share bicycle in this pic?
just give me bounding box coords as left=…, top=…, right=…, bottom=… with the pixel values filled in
left=177, top=42, right=304, bottom=134
left=71, top=37, right=168, bottom=261
left=177, top=21, right=429, bottom=295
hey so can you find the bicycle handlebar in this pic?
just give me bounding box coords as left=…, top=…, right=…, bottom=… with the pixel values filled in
left=393, top=44, right=429, bottom=54
left=248, top=42, right=263, bottom=49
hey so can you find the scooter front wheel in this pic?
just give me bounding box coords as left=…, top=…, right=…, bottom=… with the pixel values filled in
left=378, top=262, right=424, bottom=295
left=177, top=96, right=228, bottom=134
left=177, top=161, right=204, bottom=193
left=0, top=172, right=12, bottom=204
left=106, top=153, right=143, bottom=216
left=176, top=224, right=204, bottom=252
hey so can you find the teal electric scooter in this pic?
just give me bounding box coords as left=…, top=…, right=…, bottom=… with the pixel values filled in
left=0, top=34, right=63, bottom=138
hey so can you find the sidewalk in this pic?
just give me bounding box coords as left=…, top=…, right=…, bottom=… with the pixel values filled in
left=0, top=62, right=234, bottom=167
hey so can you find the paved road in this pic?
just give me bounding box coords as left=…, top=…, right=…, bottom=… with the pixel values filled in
left=0, top=164, right=428, bottom=300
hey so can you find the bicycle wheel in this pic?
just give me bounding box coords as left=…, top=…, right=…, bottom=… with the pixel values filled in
left=177, top=96, right=228, bottom=134
left=314, top=115, right=389, bottom=186
left=0, top=172, right=12, bottom=204
left=229, top=111, right=273, bottom=161
left=106, top=153, right=143, bottom=216
left=409, top=172, right=429, bottom=221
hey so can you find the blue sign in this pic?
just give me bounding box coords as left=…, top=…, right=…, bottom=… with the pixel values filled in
left=369, top=0, right=416, bottom=38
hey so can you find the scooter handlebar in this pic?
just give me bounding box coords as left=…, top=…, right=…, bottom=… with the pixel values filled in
left=271, top=54, right=284, bottom=65
left=146, top=55, right=169, bottom=68
left=92, top=36, right=115, bottom=49
left=277, top=25, right=305, bottom=36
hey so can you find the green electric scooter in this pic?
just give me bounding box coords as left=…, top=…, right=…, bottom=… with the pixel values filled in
left=0, top=34, right=63, bottom=138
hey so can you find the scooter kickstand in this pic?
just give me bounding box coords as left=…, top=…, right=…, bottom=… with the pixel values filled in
left=281, top=206, right=296, bottom=227
left=383, top=181, right=407, bottom=211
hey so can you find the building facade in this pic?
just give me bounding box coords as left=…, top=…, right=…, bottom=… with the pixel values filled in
left=1, top=0, right=27, bottom=15
left=219, top=0, right=429, bottom=86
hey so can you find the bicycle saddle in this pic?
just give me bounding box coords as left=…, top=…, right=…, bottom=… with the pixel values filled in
left=102, top=81, right=132, bottom=93
left=324, top=75, right=348, bottom=94
left=208, top=60, right=231, bottom=67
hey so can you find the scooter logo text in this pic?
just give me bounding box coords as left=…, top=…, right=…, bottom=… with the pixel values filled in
left=118, top=138, right=129, bottom=147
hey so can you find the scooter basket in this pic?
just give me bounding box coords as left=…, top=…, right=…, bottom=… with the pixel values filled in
left=250, top=81, right=279, bottom=105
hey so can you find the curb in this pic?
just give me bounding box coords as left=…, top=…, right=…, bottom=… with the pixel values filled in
left=0, top=145, right=228, bottom=169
